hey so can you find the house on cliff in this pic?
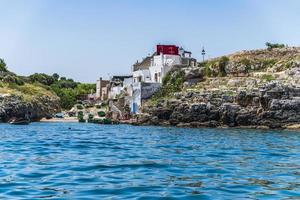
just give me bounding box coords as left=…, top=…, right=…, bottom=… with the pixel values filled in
left=130, top=45, right=197, bottom=113
left=108, top=75, right=133, bottom=100
left=98, top=44, right=197, bottom=115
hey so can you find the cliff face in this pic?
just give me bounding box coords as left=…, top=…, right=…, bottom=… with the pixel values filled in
left=0, top=71, right=61, bottom=122
left=138, top=47, right=300, bottom=129
left=0, top=94, right=60, bottom=122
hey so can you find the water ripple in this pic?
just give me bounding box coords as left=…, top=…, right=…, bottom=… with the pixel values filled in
left=0, top=123, right=300, bottom=199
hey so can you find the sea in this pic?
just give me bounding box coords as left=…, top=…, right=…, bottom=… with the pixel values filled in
left=0, top=123, right=299, bottom=199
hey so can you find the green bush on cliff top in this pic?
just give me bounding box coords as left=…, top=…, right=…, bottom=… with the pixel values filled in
left=28, top=72, right=96, bottom=110
left=152, top=70, right=185, bottom=100
left=0, top=58, right=8, bottom=72
left=265, top=42, right=285, bottom=50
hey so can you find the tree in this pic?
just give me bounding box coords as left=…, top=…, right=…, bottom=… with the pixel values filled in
left=51, top=87, right=77, bottom=109
left=265, top=42, right=285, bottom=50
left=29, top=73, right=55, bottom=85
left=0, top=58, right=8, bottom=72
left=52, top=73, right=60, bottom=81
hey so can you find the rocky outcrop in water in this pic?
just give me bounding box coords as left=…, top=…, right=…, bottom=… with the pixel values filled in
left=136, top=47, right=300, bottom=129
left=0, top=94, right=60, bottom=122
left=138, top=82, right=300, bottom=129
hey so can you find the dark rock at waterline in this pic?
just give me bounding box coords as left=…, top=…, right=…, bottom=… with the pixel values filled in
left=0, top=94, right=60, bottom=122
left=138, top=82, right=300, bottom=129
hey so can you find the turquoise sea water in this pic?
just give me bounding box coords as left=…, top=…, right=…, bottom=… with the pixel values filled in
left=0, top=123, right=300, bottom=199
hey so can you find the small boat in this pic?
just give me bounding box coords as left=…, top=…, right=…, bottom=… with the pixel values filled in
left=9, top=118, right=30, bottom=125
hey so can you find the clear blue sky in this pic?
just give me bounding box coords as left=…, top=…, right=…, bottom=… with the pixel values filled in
left=0, top=0, right=299, bottom=82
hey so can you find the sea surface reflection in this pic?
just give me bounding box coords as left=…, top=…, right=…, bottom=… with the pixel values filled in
left=0, top=123, right=300, bottom=199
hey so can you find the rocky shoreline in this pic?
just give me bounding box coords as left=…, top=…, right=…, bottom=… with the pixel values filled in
left=133, top=83, right=300, bottom=129
left=134, top=47, right=300, bottom=130
left=0, top=94, right=60, bottom=122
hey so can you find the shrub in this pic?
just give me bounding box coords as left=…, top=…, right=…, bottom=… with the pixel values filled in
left=98, top=111, right=106, bottom=117
left=92, top=118, right=103, bottom=124
left=77, top=105, right=84, bottom=110
left=52, top=73, right=60, bottom=81
left=101, top=102, right=108, bottom=107
left=29, top=73, right=56, bottom=86
left=262, top=59, right=277, bottom=68
left=0, top=58, right=8, bottom=72
left=240, top=58, right=252, bottom=73
left=77, top=111, right=85, bottom=122
left=261, top=74, right=276, bottom=82
left=77, top=111, right=83, bottom=117
left=103, top=118, right=112, bottom=124
left=218, top=56, right=229, bottom=77
left=153, top=70, right=185, bottom=99
left=88, top=113, right=94, bottom=120
left=78, top=118, right=86, bottom=123
left=87, top=113, right=94, bottom=123
left=265, top=42, right=285, bottom=50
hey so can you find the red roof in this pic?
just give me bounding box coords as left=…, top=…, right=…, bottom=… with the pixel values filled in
left=156, top=45, right=179, bottom=55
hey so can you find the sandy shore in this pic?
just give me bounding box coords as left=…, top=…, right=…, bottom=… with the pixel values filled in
left=40, top=117, right=78, bottom=123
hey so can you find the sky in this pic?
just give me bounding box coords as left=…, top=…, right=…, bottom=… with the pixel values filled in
left=0, top=0, right=300, bottom=83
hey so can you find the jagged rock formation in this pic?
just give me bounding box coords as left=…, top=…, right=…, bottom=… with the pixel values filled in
left=137, top=47, right=300, bottom=129
left=0, top=70, right=61, bottom=122
left=0, top=94, right=60, bottom=122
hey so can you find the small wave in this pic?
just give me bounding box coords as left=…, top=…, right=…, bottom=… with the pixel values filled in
left=70, top=162, right=168, bottom=172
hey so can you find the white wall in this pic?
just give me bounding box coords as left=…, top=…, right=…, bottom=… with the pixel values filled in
left=149, top=54, right=181, bottom=83
left=130, top=82, right=161, bottom=114
left=123, top=77, right=133, bottom=87
left=132, top=69, right=151, bottom=83
left=109, top=86, right=123, bottom=99
left=96, top=80, right=101, bottom=99
left=152, top=54, right=181, bottom=66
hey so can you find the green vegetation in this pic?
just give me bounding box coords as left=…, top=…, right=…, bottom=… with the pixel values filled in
left=76, top=105, right=84, bottom=110
left=201, top=61, right=212, bottom=77
left=103, top=118, right=112, bottom=124
left=29, top=73, right=56, bottom=85
left=88, top=113, right=94, bottom=122
left=0, top=58, right=8, bottom=72
left=77, top=111, right=85, bottom=123
left=262, top=59, right=277, bottom=68
left=98, top=111, right=106, bottom=117
left=0, top=58, right=96, bottom=110
left=0, top=60, right=57, bottom=102
left=265, top=42, right=285, bottom=50
left=28, top=73, right=96, bottom=109
left=153, top=70, right=185, bottom=100
left=87, top=117, right=112, bottom=124
left=199, top=57, right=229, bottom=78
left=218, top=56, right=229, bottom=77
left=261, top=74, right=276, bottom=82
left=240, top=58, right=252, bottom=72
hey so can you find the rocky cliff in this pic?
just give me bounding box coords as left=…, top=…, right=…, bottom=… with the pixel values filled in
left=137, top=47, right=300, bottom=129
left=0, top=94, right=60, bottom=122
left=0, top=71, right=61, bottom=122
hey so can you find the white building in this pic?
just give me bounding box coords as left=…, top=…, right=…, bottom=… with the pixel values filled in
left=130, top=45, right=197, bottom=113
left=132, top=45, right=197, bottom=84
left=149, top=53, right=181, bottom=83
left=129, top=82, right=161, bottom=114
left=108, top=75, right=133, bottom=99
